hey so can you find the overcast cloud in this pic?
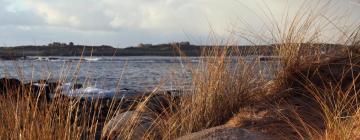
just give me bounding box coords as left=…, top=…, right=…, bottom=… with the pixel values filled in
left=0, top=0, right=359, bottom=47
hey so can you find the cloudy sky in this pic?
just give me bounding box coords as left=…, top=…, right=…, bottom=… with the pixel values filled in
left=0, top=0, right=359, bottom=47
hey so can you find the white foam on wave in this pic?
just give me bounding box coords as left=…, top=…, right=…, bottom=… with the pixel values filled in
left=33, top=83, right=48, bottom=87
left=35, top=57, right=49, bottom=61
left=59, top=83, right=117, bottom=98
left=84, top=57, right=100, bottom=61
left=31, top=57, right=64, bottom=62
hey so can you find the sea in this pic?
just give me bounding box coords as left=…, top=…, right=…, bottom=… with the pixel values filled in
left=0, top=56, right=279, bottom=98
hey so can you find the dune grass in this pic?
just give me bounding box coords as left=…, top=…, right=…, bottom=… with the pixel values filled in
left=1, top=1, right=360, bottom=140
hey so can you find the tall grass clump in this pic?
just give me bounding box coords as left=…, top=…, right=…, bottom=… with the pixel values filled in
left=101, top=45, right=270, bottom=139
left=243, top=1, right=360, bottom=139
left=0, top=57, right=124, bottom=140
left=159, top=47, right=266, bottom=137
left=0, top=83, right=97, bottom=139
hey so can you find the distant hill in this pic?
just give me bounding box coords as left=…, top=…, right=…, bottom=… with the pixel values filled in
left=0, top=42, right=277, bottom=60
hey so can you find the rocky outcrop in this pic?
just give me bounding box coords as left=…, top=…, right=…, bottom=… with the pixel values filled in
left=101, top=92, right=180, bottom=139
left=0, top=78, right=71, bottom=101
left=102, top=111, right=153, bottom=140
left=0, top=78, right=22, bottom=94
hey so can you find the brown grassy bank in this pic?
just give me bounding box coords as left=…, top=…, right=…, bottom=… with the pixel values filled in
left=1, top=44, right=360, bottom=140
left=1, top=1, right=360, bottom=140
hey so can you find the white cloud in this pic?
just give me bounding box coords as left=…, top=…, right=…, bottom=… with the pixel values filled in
left=24, top=1, right=100, bottom=29
left=17, top=25, right=32, bottom=31
left=0, top=0, right=359, bottom=46
left=350, top=0, right=360, bottom=6
left=21, top=0, right=242, bottom=34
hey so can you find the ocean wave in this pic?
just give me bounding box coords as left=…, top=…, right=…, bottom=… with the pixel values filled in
left=83, top=57, right=101, bottom=61
left=59, top=83, right=125, bottom=98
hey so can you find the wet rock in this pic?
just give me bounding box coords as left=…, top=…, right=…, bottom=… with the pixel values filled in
left=100, top=91, right=181, bottom=139
left=102, top=111, right=153, bottom=140
left=0, top=55, right=25, bottom=60
left=138, top=93, right=175, bottom=114
left=0, top=78, right=22, bottom=94
left=73, top=83, right=83, bottom=89
left=0, top=78, right=69, bottom=101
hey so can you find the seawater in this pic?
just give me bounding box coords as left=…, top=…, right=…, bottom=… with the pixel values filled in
left=0, top=56, right=279, bottom=97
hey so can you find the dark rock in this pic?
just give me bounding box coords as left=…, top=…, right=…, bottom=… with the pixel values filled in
left=259, top=56, right=280, bottom=61
left=99, top=91, right=181, bottom=139
left=102, top=111, right=152, bottom=140
left=0, top=78, right=22, bottom=95
left=48, top=57, right=59, bottom=60
left=0, top=78, right=68, bottom=102
left=0, top=55, right=25, bottom=60
left=73, top=83, right=83, bottom=89
left=138, top=93, right=176, bottom=115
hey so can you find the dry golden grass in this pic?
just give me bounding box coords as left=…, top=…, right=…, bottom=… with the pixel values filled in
left=0, top=57, right=127, bottom=140
left=0, top=87, right=96, bottom=139
left=148, top=47, right=266, bottom=139
left=1, top=1, right=360, bottom=140
left=212, top=1, right=360, bottom=140
left=95, top=45, right=268, bottom=140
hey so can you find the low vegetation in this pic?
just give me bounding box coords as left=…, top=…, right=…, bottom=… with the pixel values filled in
left=1, top=1, right=360, bottom=140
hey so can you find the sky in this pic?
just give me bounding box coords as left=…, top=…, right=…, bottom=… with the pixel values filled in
left=0, top=0, right=359, bottom=47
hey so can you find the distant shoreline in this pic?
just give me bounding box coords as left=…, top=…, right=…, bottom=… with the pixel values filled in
left=0, top=42, right=342, bottom=60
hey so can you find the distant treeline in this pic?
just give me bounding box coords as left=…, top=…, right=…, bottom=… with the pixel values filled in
left=0, top=42, right=341, bottom=60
